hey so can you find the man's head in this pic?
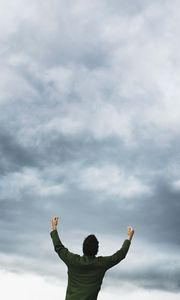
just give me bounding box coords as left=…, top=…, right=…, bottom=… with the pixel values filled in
left=83, top=235, right=99, bottom=257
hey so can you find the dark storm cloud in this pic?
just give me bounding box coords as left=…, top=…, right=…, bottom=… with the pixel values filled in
left=108, top=263, right=180, bottom=293
left=135, top=179, right=180, bottom=246
left=0, top=129, right=36, bottom=174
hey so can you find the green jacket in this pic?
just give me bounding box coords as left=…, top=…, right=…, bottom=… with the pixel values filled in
left=50, top=230, right=131, bottom=300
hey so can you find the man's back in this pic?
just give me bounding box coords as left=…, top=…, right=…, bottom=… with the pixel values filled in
left=50, top=229, right=132, bottom=300
left=65, top=255, right=106, bottom=300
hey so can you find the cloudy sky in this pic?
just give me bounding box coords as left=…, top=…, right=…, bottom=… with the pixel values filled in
left=0, top=0, right=180, bottom=299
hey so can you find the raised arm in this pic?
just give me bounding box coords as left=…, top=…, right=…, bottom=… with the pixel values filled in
left=50, top=216, right=79, bottom=266
left=102, top=226, right=134, bottom=270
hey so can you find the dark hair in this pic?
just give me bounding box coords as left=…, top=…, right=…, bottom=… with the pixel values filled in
left=83, top=235, right=99, bottom=256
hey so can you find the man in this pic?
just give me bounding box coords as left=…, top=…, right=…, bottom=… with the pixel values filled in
left=50, top=216, right=134, bottom=300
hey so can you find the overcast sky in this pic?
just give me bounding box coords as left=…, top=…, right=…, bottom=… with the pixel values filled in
left=0, top=0, right=180, bottom=299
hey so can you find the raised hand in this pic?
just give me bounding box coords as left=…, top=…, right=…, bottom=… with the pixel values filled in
left=51, top=216, right=59, bottom=231
left=127, top=226, right=134, bottom=241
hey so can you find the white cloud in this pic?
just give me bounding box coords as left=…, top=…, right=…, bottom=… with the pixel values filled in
left=89, top=103, right=134, bottom=144
left=0, top=270, right=65, bottom=300
left=78, top=165, right=151, bottom=198
left=41, top=115, right=84, bottom=136
left=0, top=269, right=179, bottom=300
left=0, top=167, right=65, bottom=200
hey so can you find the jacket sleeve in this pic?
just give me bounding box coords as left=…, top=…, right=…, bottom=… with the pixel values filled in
left=101, top=239, right=131, bottom=270
left=50, top=230, right=79, bottom=266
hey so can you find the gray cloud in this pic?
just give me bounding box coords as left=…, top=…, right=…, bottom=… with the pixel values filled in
left=0, top=0, right=180, bottom=295
left=0, top=129, right=36, bottom=174
left=107, top=262, right=180, bottom=293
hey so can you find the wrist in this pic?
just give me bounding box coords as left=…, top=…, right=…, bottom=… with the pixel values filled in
left=52, top=226, right=57, bottom=231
